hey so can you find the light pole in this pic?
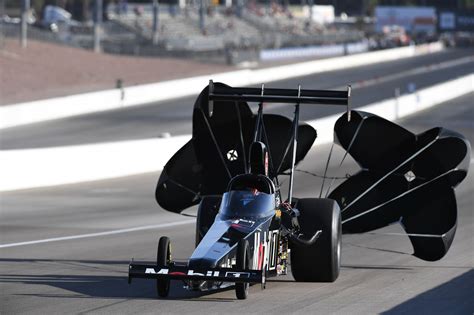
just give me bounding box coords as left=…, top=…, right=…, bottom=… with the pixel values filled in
left=236, top=0, right=244, bottom=18
left=199, top=0, right=205, bottom=34
left=21, top=0, right=30, bottom=48
left=152, top=0, right=159, bottom=44
left=308, top=0, right=313, bottom=24
left=94, top=0, right=103, bottom=53
left=0, top=0, right=5, bottom=49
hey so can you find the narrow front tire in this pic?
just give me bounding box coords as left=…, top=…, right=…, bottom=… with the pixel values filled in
left=156, top=236, right=171, bottom=298
left=235, top=239, right=250, bottom=299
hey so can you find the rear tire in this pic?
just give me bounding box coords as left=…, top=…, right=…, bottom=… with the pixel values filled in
left=291, top=198, right=341, bottom=282
left=156, top=236, right=171, bottom=298
left=235, top=239, right=250, bottom=299
left=195, top=196, right=221, bottom=247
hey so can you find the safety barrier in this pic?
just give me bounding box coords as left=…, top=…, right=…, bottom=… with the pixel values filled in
left=0, top=42, right=443, bottom=130
left=0, top=72, right=471, bottom=192
left=260, top=41, right=369, bottom=61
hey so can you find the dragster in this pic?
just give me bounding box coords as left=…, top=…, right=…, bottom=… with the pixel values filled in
left=128, top=81, right=470, bottom=299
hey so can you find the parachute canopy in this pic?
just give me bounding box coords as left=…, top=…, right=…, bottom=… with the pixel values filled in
left=329, top=110, right=470, bottom=261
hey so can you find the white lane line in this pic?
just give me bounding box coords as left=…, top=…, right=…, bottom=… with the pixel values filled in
left=0, top=219, right=195, bottom=249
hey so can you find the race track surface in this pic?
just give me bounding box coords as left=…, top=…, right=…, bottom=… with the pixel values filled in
left=1, top=92, right=473, bottom=314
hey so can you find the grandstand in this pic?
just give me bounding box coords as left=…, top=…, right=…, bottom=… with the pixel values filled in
left=2, top=2, right=366, bottom=64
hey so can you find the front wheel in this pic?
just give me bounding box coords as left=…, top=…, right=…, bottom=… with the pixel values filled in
left=235, top=239, right=250, bottom=299
left=156, top=236, right=171, bottom=297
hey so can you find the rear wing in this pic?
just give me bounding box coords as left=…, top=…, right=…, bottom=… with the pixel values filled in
left=208, top=80, right=351, bottom=114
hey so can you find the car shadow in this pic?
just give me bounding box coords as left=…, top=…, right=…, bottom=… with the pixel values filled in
left=0, top=258, right=235, bottom=302
left=3, top=273, right=236, bottom=302
left=0, top=258, right=130, bottom=264
left=382, top=269, right=474, bottom=314
left=342, top=264, right=412, bottom=270
left=345, top=242, right=412, bottom=256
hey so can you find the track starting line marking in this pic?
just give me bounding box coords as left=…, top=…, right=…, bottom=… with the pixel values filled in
left=0, top=219, right=195, bottom=249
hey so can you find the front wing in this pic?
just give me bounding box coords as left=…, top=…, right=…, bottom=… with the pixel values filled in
left=128, top=262, right=263, bottom=284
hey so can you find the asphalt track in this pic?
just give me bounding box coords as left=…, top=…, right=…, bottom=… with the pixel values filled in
left=1, top=92, right=473, bottom=314
left=1, top=48, right=474, bottom=149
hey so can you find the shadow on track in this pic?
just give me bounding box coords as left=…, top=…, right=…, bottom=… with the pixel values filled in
left=0, top=258, right=130, bottom=264
left=342, top=264, right=472, bottom=270
left=345, top=243, right=412, bottom=256
left=1, top=273, right=235, bottom=302
left=382, top=269, right=474, bottom=314
left=0, top=258, right=235, bottom=302
left=342, top=265, right=412, bottom=271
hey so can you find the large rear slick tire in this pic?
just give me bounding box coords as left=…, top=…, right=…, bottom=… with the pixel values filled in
left=291, top=198, right=341, bottom=282
left=235, top=239, right=250, bottom=299
left=156, top=236, right=171, bottom=298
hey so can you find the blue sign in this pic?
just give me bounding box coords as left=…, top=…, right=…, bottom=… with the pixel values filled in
left=438, top=10, right=474, bottom=32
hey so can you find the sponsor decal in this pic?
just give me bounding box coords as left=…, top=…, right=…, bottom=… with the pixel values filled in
left=144, top=268, right=206, bottom=276
left=268, top=230, right=279, bottom=270
left=141, top=268, right=251, bottom=279
left=225, top=271, right=251, bottom=278
left=231, top=219, right=255, bottom=230
left=241, top=198, right=254, bottom=206
left=145, top=268, right=168, bottom=274
left=206, top=271, right=221, bottom=277
left=187, top=270, right=205, bottom=276
left=257, top=242, right=264, bottom=270
left=252, top=229, right=279, bottom=270
left=227, top=149, right=238, bottom=161
left=253, top=231, right=261, bottom=268
left=240, top=192, right=260, bottom=205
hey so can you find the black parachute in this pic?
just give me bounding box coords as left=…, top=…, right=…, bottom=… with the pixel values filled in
left=156, top=83, right=317, bottom=213
left=154, top=82, right=470, bottom=262
left=328, top=111, right=470, bottom=261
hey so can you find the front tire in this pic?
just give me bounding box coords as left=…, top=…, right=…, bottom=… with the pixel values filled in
left=291, top=198, right=341, bottom=282
left=235, top=239, right=250, bottom=299
left=156, top=236, right=171, bottom=297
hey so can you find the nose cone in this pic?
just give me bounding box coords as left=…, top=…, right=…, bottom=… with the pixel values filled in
left=188, top=219, right=233, bottom=269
